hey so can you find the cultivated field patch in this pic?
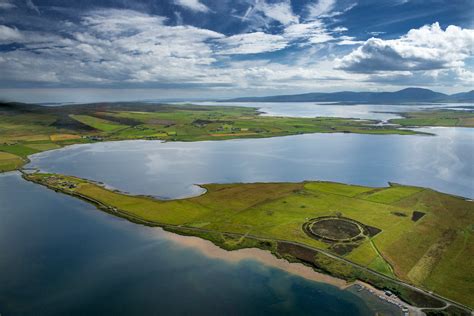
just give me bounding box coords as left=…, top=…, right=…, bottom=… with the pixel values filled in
left=360, top=185, right=424, bottom=204
left=70, top=114, right=127, bottom=132
left=50, top=134, right=82, bottom=141
left=0, top=152, right=24, bottom=172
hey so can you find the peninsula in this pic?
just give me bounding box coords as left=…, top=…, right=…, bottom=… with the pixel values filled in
left=24, top=172, right=474, bottom=314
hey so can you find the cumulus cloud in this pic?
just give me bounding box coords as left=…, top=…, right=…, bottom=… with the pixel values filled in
left=336, top=23, right=474, bottom=73
left=174, top=0, right=210, bottom=13
left=217, top=32, right=288, bottom=54
left=254, top=0, right=299, bottom=25
left=1, top=4, right=470, bottom=93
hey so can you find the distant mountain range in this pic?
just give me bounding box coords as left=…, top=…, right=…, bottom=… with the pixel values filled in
left=223, top=88, right=474, bottom=103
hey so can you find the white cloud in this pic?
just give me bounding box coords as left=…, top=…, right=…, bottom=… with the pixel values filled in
left=0, top=25, right=23, bottom=42
left=1, top=6, right=470, bottom=93
left=284, top=20, right=334, bottom=44
left=254, top=0, right=298, bottom=25
left=336, top=36, right=363, bottom=45
left=232, top=1, right=348, bottom=49
left=307, top=0, right=336, bottom=18
left=217, top=32, right=288, bottom=55
left=0, top=9, right=224, bottom=85
left=307, top=1, right=357, bottom=19
left=336, top=23, right=474, bottom=73
left=333, top=26, right=348, bottom=32
left=174, top=0, right=210, bottom=13
left=0, top=7, right=352, bottom=91
left=81, top=9, right=168, bottom=35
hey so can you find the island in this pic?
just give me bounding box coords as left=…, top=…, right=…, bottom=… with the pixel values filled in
left=23, top=172, right=474, bottom=314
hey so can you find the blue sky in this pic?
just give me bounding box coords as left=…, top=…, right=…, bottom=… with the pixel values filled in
left=0, top=0, right=473, bottom=101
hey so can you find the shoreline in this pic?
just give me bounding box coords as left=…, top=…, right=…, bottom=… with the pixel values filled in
left=148, top=226, right=419, bottom=315
left=21, top=131, right=474, bottom=200
left=18, top=171, right=474, bottom=313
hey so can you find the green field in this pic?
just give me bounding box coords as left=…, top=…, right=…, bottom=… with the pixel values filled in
left=0, top=152, right=24, bottom=172
left=25, top=172, right=474, bottom=308
left=2, top=105, right=473, bottom=171
left=69, top=114, right=127, bottom=132
left=0, top=101, right=427, bottom=173
left=389, top=109, right=474, bottom=127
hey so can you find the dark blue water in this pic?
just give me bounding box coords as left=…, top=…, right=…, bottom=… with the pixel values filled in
left=0, top=172, right=379, bottom=316
left=28, top=127, right=474, bottom=199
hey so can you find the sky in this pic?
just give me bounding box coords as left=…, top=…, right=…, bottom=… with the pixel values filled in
left=0, top=0, right=473, bottom=102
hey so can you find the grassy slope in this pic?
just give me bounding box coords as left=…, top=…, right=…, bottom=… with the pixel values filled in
left=390, top=109, right=474, bottom=127
left=26, top=173, right=474, bottom=307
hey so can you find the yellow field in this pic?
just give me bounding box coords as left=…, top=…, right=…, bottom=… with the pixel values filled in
left=0, top=152, right=24, bottom=172
left=50, top=134, right=82, bottom=141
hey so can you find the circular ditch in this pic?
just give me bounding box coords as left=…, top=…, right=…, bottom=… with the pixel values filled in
left=304, top=217, right=367, bottom=243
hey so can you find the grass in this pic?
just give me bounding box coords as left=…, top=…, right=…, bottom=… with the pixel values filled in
left=305, top=182, right=375, bottom=197
left=25, top=173, right=474, bottom=308
left=0, top=101, right=429, bottom=173
left=69, top=114, right=127, bottom=132
left=359, top=184, right=424, bottom=204
left=24, top=143, right=61, bottom=151
left=0, top=144, right=40, bottom=158
left=0, top=152, right=24, bottom=172
left=390, top=109, right=474, bottom=127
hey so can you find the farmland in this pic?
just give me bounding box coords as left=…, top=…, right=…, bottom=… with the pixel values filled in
left=3, top=103, right=474, bottom=174
left=24, top=172, right=474, bottom=309
left=389, top=109, right=474, bottom=127
left=0, top=101, right=422, bottom=172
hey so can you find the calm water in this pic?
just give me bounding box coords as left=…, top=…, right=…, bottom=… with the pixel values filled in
left=189, top=101, right=468, bottom=121
left=5, top=103, right=474, bottom=315
left=28, top=127, right=474, bottom=199
left=0, top=172, right=382, bottom=315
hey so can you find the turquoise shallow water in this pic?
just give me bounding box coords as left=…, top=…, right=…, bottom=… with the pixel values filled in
left=0, top=172, right=377, bottom=315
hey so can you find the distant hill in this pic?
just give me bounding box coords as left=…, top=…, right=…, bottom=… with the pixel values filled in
left=448, top=90, right=474, bottom=102
left=223, top=88, right=474, bottom=103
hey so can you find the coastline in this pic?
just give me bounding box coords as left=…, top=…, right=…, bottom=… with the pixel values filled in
left=21, top=170, right=474, bottom=314
left=145, top=226, right=419, bottom=315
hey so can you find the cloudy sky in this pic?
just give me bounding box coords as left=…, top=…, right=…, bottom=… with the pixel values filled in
left=0, top=0, right=473, bottom=102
